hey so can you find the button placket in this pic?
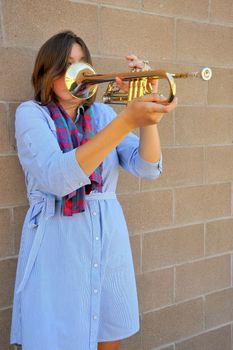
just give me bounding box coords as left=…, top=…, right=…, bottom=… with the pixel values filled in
left=89, top=201, right=102, bottom=343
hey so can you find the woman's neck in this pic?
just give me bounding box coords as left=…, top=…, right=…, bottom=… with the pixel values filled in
left=58, top=100, right=83, bottom=120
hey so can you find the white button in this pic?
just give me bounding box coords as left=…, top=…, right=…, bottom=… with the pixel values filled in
left=93, top=263, right=98, bottom=268
left=95, top=236, right=99, bottom=241
left=79, top=182, right=83, bottom=186
left=93, top=289, right=98, bottom=294
left=93, top=315, right=97, bottom=320
left=92, top=211, right=97, bottom=216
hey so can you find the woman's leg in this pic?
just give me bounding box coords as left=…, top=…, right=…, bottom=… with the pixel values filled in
left=98, top=340, right=121, bottom=350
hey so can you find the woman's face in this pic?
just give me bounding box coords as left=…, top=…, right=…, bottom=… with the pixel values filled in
left=52, top=43, right=85, bottom=105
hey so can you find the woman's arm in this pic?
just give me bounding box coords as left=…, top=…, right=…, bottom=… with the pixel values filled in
left=114, top=54, right=168, bottom=166
left=75, top=94, right=177, bottom=176
left=139, top=125, right=161, bottom=163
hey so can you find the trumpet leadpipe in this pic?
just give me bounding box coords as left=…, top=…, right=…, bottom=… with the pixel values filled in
left=172, top=67, right=212, bottom=81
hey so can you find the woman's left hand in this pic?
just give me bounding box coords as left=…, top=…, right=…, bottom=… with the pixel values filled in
left=115, top=54, right=159, bottom=94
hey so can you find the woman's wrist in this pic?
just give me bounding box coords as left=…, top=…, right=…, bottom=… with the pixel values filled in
left=117, top=109, right=135, bottom=133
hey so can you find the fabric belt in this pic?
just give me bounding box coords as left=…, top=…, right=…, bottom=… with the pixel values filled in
left=16, top=192, right=56, bottom=293
left=85, top=191, right=116, bottom=200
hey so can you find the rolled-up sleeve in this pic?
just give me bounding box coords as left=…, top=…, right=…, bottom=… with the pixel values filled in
left=15, top=103, right=91, bottom=197
left=117, top=133, right=163, bottom=179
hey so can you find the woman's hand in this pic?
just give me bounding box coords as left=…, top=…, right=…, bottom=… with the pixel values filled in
left=119, top=93, right=178, bottom=130
left=116, top=53, right=158, bottom=94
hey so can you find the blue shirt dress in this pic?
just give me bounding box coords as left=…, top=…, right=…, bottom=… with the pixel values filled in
left=10, top=101, right=162, bottom=350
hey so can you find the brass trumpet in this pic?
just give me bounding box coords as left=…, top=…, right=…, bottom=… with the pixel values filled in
left=65, top=62, right=212, bottom=105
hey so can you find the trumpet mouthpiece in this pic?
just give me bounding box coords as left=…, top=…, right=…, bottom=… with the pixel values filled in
left=200, top=67, right=212, bottom=80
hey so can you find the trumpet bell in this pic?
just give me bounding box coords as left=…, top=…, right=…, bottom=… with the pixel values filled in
left=65, top=62, right=98, bottom=99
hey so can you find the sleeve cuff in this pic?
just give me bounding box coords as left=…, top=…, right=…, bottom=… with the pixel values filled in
left=134, top=152, right=163, bottom=179
left=61, top=149, right=91, bottom=191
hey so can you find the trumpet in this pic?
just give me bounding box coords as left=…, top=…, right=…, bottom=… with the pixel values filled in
left=65, top=62, right=212, bottom=105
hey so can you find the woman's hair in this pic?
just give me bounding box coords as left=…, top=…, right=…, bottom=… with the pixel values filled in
left=32, top=30, right=95, bottom=106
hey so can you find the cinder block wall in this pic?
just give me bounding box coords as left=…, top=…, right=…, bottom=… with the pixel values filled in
left=0, top=0, right=233, bottom=349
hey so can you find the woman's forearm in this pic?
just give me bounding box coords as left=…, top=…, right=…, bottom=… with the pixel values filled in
left=139, top=125, right=161, bottom=163
left=75, top=112, right=131, bottom=176
left=76, top=94, right=176, bottom=175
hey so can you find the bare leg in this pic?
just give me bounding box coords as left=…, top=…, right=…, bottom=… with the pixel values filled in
left=98, top=340, right=121, bottom=350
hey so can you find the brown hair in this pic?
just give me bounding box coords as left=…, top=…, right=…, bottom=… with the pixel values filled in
left=32, top=30, right=95, bottom=107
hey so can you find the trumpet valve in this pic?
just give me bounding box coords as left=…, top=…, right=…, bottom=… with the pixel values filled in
left=103, top=81, right=128, bottom=104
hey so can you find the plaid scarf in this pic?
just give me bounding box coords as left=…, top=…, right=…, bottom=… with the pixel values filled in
left=47, top=102, right=103, bottom=216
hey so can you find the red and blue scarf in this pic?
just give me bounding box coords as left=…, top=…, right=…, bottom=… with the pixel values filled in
left=47, top=102, right=103, bottom=216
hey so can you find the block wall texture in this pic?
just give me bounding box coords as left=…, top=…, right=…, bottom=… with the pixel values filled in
left=0, top=0, right=232, bottom=349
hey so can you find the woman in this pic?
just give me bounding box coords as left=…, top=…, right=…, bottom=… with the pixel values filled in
left=10, top=31, right=177, bottom=350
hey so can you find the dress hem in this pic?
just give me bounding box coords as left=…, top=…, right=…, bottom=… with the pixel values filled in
left=97, top=326, right=140, bottom=342
left=10, top=327, right=140, bottom=348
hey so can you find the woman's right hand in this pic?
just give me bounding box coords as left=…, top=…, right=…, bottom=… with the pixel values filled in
left=119, top=93, right=178, bottom=130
